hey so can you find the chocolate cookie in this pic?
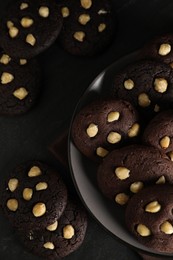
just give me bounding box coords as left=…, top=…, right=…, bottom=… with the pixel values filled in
left=71, top=98, right=140, bottom=162
left=19, top=199, right=88, bottom=259
left=143, top=110, right=173, bottom=158
left=0, top=161, right=68, bottom=231
left=125, top=185, right=173, bottom=253
left=97, top=145, right=173, bottom=205
left=111, top=60, right=173, bottom=120
left=0, top=51, right=41, bottom=115
left=58, top=0, right=116, bottom=56
left=0, top=0, right=63, bottom=58
left=141, top=33, right=173, bottom=66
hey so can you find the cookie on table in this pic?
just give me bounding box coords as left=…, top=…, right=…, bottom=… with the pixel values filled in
left=71, top=98, right=140, bottom=162
left=97, top=145, right=173, bottom=205
left=125, top=185, right=173, bottom=253
left=141, top=33, right=173, bottom=66
left=0, top=0, right=63, bottom=58
left=143, top=110, right=173, bottom=158
left=19, top=199, right=88, bottom=260
left=111, top=60, right=173, bottom=120
left=58, top=0, right=116, bottom=56
left=0, top=51, right=41, bottom=115
left=0, top=161, right=68, bottom=231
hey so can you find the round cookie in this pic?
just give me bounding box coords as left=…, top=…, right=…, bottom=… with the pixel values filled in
left=141, top=33, right=173, bottom=66
left=71, top=98, right=140, bottom=162
left=97, top=145, right=173, bottom=205
left=0, top=161, right=68, bottom=231
left=111, top=60, right=173, bottom=120
left=0, top=51, right=41, bottom=115
left=125, top=185, right=173, bottom=253
left=0, top=0, right=63, bottom=58
left=143, top=110, right=173, bottom=157
left=19, top=199, right=88, bottom=260
left=58, top=0, right=116, bottom=56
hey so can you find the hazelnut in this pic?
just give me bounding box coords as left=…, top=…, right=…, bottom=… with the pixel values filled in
left=46, top=221, right=58, bottom=231
left=156, top=175, right=166, bottom=184
left=23, top=188, right=33, bottom=201
left=154, top=104, right=160, bottom=113
left=43, top=242, right=55, bottom=250
left=154, top=78, right=168, bottom=93
left=0, top=54, right=11, bottom=65
left=21, top=17, right=33, bottom=28
left=20, top=3, right=29, bottom=10
left=73, top=31, right=85, bottom=42
left=86, top=123, right=98, bottom=137
left=36, top=182, right=48, bottom=191
left=8, top=178, right=19, bottom=192
left=7, top=21, right=14, bottom=29
left=96, top=147, right=109, bottom=157
left=98, top=9, right=108, bottom=15
left=98, top=23, right=106, bottom=32
left=160, top=136, right=170, bottom=149
left=130, top=181, right=143, bottom=193
left=28, top=166, right=42, bottom=177
left=13, top=87, right=28, bottom=100
left=115, top=167, right=130, bottom=180
left=170, top=62, right=173, bottom=69
left=63, top=225, right=75, bottom=239
left=128, top=123, right=140, bottom=137
left=168, top=151, right=173, bottom=161
left=138, top=93, right=151, bottom=107
left=107, top=132, right=121, bottom=144
left=160, top=221, right=173, bottom=234
left=136, top=224, right=151, bottom=236
left=9, top=27, right=19, bottom=38
left=32, top=202, right=46, bottom=217
left=39, top=6, right=49, bottom=18
left=158, top=43, right=171, bottom=56
left=145, top=201, right=161, bottom=213
left=107, top=111, right=120, bottom=122
left=20, top=59, right=27, bottom=65
left=7, top=199, right=18, bottom=211
left=80, top=0, right=92, bottom=9
left=124, top=79, right=134, bottom=90
left=1, top=72, right=14, bottom=84
left=78, top=14, right=91, bottom=25
left=61, top=7, right=70, bottom=18
left=115, top=193, right=129, bottom=205
left=26, top=34, right=36, bottom=46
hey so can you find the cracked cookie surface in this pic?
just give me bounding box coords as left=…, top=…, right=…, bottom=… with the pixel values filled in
left=19, top=199, right=88, bottom=259
left=0, top=51, right=41, bottom=115
left=58, top=0, right=116, bottom=56
left=0, top=0, right=63, bottom=58
left=0, top=161, right=68, bottom=231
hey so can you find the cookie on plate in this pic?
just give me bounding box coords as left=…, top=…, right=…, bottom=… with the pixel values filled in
left=125, top=185, right=173, bottom=253
left=141, top=33, right=173, bottom=66
left=97, top=145, right=173, bottom=205
left=143, top=110, right=173, bottom=158
left=58, top=0, right=116, bottom=56
left=0, top=161, right=68, bottom=231
left=0, top=51, right=41, bottom=115
left=0, top=0, right=63, bottom=58
left=19, top=199, right=88, bottom=259
left=111, top=60, right=173, bottom=120
left=71, top=98, right=140, bottom=162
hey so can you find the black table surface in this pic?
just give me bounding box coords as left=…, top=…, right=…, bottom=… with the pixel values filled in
left=1, top=0, right=173, bottom=259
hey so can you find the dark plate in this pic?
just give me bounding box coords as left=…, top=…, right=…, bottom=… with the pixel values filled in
left=68, top=50, right=173, bottom=258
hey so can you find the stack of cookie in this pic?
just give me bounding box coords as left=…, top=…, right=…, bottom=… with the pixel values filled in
left=0, top=161, right=88, bottom=259
left=71, top=33, right=173, bottom=254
